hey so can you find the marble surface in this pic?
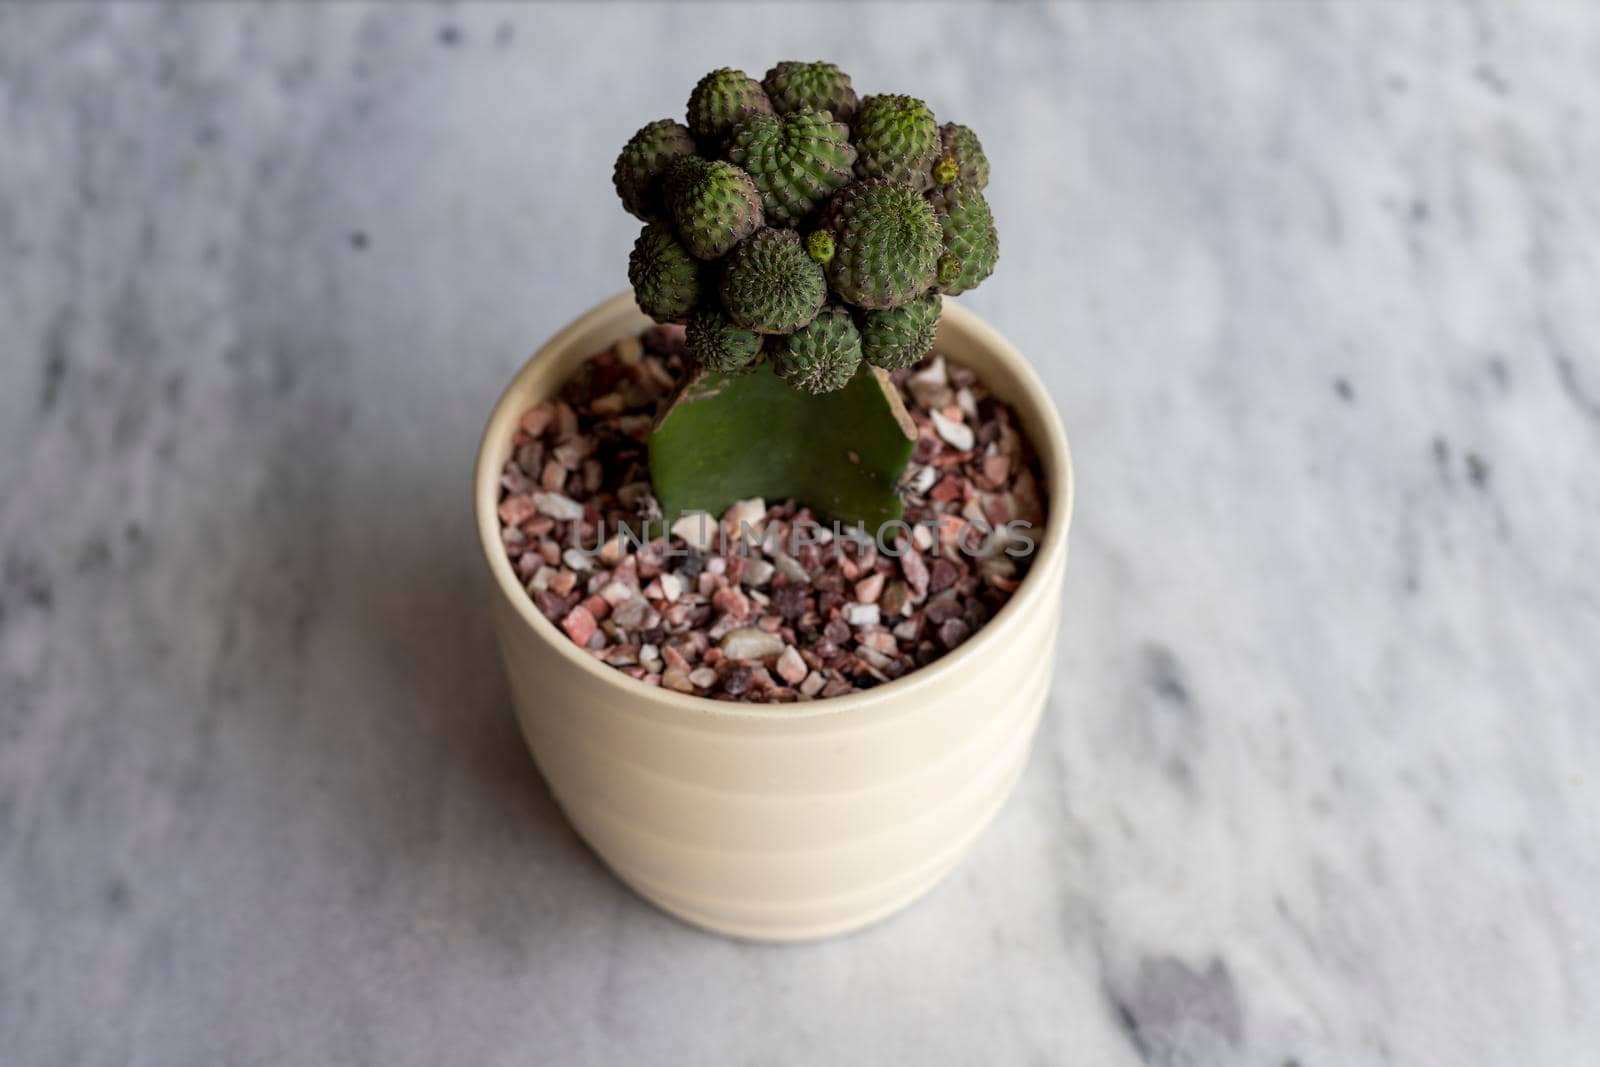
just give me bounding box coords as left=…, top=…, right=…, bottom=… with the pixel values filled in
left=3, top=3, right=1598, bottom=1064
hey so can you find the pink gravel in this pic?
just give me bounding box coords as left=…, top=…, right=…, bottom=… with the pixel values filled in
left=495, top=324, right=1047, bottom=704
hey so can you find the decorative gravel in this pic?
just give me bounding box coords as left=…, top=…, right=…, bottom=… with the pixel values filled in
left=496, top=324, right=1047, bottom=703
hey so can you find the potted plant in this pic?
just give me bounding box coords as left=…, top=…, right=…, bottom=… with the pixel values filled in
left=474, top=62, right=1073, bottom=941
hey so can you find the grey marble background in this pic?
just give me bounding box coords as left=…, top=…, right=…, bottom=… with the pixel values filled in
left=3, top=3, right=1598, bottom=1065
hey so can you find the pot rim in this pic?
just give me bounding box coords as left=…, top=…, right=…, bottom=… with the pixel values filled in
left=473, top=292, right=1074, bottom=725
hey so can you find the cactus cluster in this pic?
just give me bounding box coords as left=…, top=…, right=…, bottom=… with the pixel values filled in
left=616, top=62, right=998, bottom=395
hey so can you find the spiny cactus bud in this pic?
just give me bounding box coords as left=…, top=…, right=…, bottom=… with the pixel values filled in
left=937, top=122, right=990, bottom=190
left=927, top=181, right=998, bottom=295
left=936, top=253, right=962, bottom=290
left=720, top=228, right=827, bottom=334
left=685, top=305, right=763, bottom=372
left=627, top=223, right=702, bottom=324
left=613, top=119, right=697, bottom=222
left=806, top=230, right=834, bottom=264
left=931, top=156, right=960, bottom=186
left=860, top=291, right=942, bottom=370
left=851, top=94, right=940, bottom=189
left=665, top=157, right=765, bottom=260
left=761, top=60, right=859, bottom=123
left=686, top=68, right=773, bottom=147
left=772, top=306, right=862, bottom=394
left=822, top=179, right=942, bottom=309
left=726, top=109, right=857, bottom=227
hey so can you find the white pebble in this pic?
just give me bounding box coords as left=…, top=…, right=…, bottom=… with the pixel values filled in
left=720, top=627, right=786, bottom=661
left=599, top=581, right=634, bottom=606
left=773, top=552, right=810, bottom=584
left=930, top=409, right=975, bottom=451
left=533, top=491, right=585, bottom=521
left=842, top=603, right=880, bottom=628
left=671, top=511, right=717, bottom=552
left=741, top=559, right=775, bottom=587
left=775, top=646, right=808, bottom=685
left=723, top=497, right=767, bottom=537
left=561, top=548, right=593, bottom=572
left=658, top=573, right=684, bottom=603
left=614, top=335, right=643, bottom=366
left=910, top=354, right=947, bottom=388
left=688, top=667, right=718, bottom=689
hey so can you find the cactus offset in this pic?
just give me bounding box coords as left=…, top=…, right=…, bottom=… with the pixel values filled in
left=762, top=60, right=859, bottom=122
left=822, top=179, right=943, bottom=309
left=609, top=63, right=1001, bottom=525
left=614, top=119, right=697, bottom=221
left=860, top=291, right=942, bottom=370
left=726, top=109, right=856, bottom=226
left=771, top=305, right=863, bottom=395
left=686, top=68, right=773, bottom=147
left=936, top=122, right=990, bottom=190
left=685, top=305, right=763, bottom=372
left=927, top=181, right=998, bottom=295
left=665, top=156, right=764, bottom=260
left=720, top=228, right=827, bottom=334
left=851, top=94, right=941, bottom=188
left=627, top=223, right=702, bottom=323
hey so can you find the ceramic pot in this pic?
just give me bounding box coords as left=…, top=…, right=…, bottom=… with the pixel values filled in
left=474, top=293, right=1073, bottom=941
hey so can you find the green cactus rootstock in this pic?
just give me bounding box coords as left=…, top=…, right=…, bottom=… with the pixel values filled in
left=612, top=62, right=1000, bottom=525
left=648, top=361, right=916, bottom=529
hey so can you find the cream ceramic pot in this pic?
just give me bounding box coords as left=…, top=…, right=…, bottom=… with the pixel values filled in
left=474, top=293, right=1073, bottom=941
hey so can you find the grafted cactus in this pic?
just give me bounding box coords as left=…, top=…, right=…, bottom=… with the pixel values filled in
left=610, top=62, right=1000, bottom=524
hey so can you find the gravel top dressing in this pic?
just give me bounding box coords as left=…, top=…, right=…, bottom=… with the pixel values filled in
left=497, top=324, right=1047, bottom=703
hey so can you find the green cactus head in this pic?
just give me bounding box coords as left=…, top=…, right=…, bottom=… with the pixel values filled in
left=821, top=179, right=943, bottom=309
left=762, top=61, right=860, bottom=123
left=725, top=109, right=857, bottom=227
left=771, top=305, right=863, bottom=394
left=720, top=228, right=827, bottom=334
left=613, top=119, right=697, bottom=222
left=937, top=122, right=990, bottom=190
left=685, top=305, right=764, bottom=372
left=927, top=181, right=998, bottom=295
left=664, top=156, right=765, bottom=260
left=860, top=291, right=942, bottom=370
left=627, top=223, right=703, bottom=324
left=851, top=94, right=941, bottom=188
left=686, top=68, right=773, bottom=147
